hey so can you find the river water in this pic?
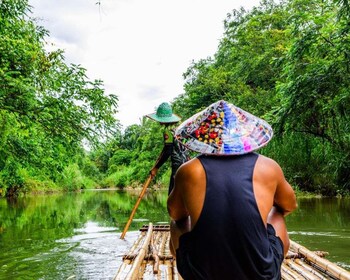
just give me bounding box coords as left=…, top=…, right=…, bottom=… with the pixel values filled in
left=0, top=190, right=349, bottom=279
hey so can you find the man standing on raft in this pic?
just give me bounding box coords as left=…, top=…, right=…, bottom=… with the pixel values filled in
left=146, top=102, right=189, bottom=195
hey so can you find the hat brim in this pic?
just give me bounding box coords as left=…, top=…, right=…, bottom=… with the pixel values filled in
left=146, top=113, right=181, bottom=123
left=175, top=100, right=273, bottom=155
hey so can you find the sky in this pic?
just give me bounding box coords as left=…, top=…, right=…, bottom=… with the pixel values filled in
left=28, top=0, right=261, bottom=129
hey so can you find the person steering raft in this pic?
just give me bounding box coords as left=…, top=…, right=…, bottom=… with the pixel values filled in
left=120, top=102, right=191, bottom=239
left=146, top=102, right=190, bottom=195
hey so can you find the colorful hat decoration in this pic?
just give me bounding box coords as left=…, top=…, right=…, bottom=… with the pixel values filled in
left=175, top=100, right=273, bottom=155
left=146, top=102, right=181, bottom=123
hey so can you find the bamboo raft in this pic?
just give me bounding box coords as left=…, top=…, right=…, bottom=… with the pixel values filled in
left=114, top=223, right=350, bottom=280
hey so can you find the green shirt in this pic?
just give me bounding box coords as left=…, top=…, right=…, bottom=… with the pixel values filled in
left=164, top=127, right=174, bottom=144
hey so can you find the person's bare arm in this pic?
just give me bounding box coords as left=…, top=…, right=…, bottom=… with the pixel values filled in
left=167, top=161, right=192, bottom=257
left=272, top=159, right=297, bottom=216
left=168, top=158, right=205, bottom=223
left=167, top=161, right=191, bottom=221
left=167, top=158, right=205, bottom=256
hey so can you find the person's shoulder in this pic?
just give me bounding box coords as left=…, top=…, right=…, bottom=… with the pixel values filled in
left=176, top=157, right=203, bottom=177
left=256, top=154, right=284, bottom=177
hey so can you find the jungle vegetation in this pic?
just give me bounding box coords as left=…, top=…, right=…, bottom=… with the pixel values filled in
left=0, top=0, right=349, bottom=197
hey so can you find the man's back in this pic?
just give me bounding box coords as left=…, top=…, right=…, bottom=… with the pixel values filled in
left=172, top=153, right=286, bottom=279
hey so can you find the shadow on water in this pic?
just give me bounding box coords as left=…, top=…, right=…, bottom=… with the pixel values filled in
left=0, top=190, right=349, bottom=279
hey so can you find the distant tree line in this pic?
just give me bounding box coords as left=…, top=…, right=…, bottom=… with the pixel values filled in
left=0, top=0, right=349, bottom=197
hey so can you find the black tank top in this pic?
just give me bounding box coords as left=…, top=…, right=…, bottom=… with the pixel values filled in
left=176, top=153, right=280, bottom=280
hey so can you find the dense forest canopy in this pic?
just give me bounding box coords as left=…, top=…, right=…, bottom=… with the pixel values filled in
left=0, top=0, right=349, bottom=197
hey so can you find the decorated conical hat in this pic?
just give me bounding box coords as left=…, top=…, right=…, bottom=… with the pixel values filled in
left=175, top=100, right=273, bottom=155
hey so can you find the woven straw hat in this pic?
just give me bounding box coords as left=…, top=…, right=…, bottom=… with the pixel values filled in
left=146, top=102, right=181, bottom=123
left=175, top=100, right=273, bottom=155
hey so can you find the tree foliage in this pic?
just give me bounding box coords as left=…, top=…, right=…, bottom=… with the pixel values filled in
left=107, top=0, right=349, bottom=195
left=0, top=0, right=119, bottom=196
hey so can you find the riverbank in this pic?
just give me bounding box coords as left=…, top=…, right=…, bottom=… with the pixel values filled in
left=1, top=180, right=348, bottom=198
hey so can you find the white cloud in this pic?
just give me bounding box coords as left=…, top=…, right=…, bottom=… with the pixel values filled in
left=29, top=0, right=260, bottom=129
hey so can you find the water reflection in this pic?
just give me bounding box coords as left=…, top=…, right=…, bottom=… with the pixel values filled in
left=0, top=190, right=349, bottom=279
left=0, top=189, right=168, bottom=280
left=286, top=197, right=350, bottom=269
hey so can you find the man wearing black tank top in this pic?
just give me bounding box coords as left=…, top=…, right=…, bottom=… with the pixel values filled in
left=167, top=100, right=297, bottom=280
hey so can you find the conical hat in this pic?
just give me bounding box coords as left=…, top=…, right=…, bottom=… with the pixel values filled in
left=146, top=102, right=181, bottom=123
left=175, top=100, right=273, bottom=155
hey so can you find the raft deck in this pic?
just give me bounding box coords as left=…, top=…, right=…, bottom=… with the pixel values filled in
left=114, top=224, right=350, bottom=280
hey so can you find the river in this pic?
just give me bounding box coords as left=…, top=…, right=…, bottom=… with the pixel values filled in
left=0, top=190, right=349, bottom=279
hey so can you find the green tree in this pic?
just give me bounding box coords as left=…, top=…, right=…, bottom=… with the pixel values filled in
left=275, top=0, right=350, bottom=191
left=0, top=0, right=119, bottom=196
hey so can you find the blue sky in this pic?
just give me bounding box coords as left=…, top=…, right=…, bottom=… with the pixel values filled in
left=29, top=0, right=261, bottom=129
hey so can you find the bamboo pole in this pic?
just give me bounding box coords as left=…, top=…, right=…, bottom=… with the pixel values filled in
left=115, top=233, right=143, bottom=280
left=285, top=259, right=320, bottom=280
left=165, top=260, right=173, bottom=280
left=120, top=175, right=153, bottom=239
left=290, top=240, right=350, bottom=280
left=124, top=223, right=153, bottom=280
left=151, top=231, right=160, bottom=274
left=294, top=259, right=327, bottom=280
left=281, top=262, right=303, bottom=279
left=160, top=231, right=168, bottom=256
left=281, top=263, right=297, bottom=280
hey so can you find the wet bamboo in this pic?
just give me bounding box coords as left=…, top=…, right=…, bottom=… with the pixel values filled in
left=125, top=223, right=153, bottom=280
left=282, top=262, right=303, bottom=279
left=120, top=175, right=153, bottom=239
left=285, top=259, right=319, bottom=280
left=165, top=260, right=173, bottom=280
left=160, top=231, right=168, bottom=255
left=281, top=265, right=297, bottom=280
left=294, top=259, right=328, bottom=280
left=140, top=261, right=150, bottom=279
left=290, top=240, right=350, bottom=280
left=151, top=232, right=160, bottom=274
left=128, top=233, right=144, bottom=255
left=156, top=263, right=162, bottom=280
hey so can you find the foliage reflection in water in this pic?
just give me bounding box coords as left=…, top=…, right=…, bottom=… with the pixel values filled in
left=286, top=197, right=350, bottom=269
left=0, top=190, right=349, bottom=279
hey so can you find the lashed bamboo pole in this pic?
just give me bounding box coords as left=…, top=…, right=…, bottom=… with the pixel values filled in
left=282, top=262, right=304, bottom=279
left=115, top=233, right=144, bottom=279
left=160, top=231, right=168, bottom=255
left=151, top=231, right=160, bottom=274
left=165, top=260, right=173, bottom=280
left=294, top=259, right=328, bottom=280
left=124, top=223, right=153, bottom=280
left=290, top=240, right=350, bottom=280
left=127, top=233, right=144, bottom=255
left=285, top=259, right=319, bottom=280
left=120, top=175, right=153, bottom=239
left=281, top=263, right=298, bottom=280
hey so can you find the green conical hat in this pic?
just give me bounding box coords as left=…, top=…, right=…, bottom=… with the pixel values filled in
left=146, top=102, right=181, bottom=123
